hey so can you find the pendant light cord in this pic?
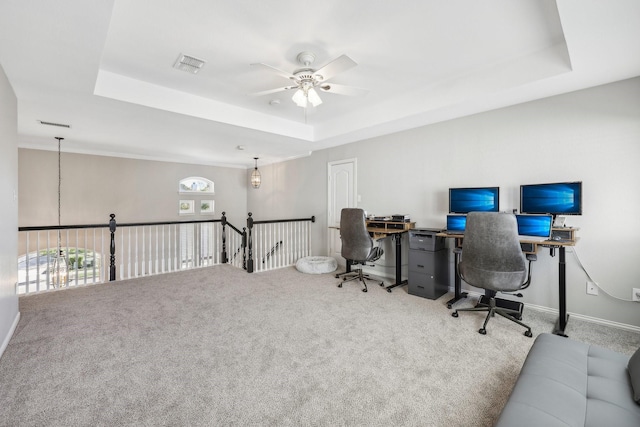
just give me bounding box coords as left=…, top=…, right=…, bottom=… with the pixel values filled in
left=55, top=137, right=63, bottom=254
left=57, top=137, right=61, bottom=228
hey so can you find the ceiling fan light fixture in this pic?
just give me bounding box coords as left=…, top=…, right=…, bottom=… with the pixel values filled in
left=307, top=88, right=322, bottom=107
left=252, top=52, right=363, bottom=108
left=292, top=89, right=307, bottom=108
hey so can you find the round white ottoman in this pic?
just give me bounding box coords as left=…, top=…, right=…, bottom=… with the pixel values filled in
left=295, top=256, right=337, bottom=274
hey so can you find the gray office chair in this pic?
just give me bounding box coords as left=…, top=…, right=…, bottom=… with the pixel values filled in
left=337, top=208, right=384, bottom=292
left=451, top=212, right=536, bottom=337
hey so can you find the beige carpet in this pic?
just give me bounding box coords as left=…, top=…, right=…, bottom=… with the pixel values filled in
left=1, top=265, right=638, bottom=426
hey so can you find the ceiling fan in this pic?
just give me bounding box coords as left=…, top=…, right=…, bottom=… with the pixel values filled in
left=251, top=52, right=368, bottom=108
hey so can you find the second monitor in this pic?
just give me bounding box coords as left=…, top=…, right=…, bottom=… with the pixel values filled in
left=449, top=187, right=500, bottom=214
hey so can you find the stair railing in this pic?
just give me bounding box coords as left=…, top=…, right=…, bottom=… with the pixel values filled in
left=18, top=212, right=315, bottom=294
left=245, top=214, right=316, bottom=273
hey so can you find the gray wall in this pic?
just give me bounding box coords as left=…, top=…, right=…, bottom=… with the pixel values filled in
left=248, top=77, right=640, bottom=329
left=0, top=63, right=19, bottom=357
left=18, top=151, right=248, bottom=228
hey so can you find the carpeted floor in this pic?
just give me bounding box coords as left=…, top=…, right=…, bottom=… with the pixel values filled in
left=0, top=265, right=638, bottom=426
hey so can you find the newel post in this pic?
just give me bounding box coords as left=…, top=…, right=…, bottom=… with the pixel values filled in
left=221, top=211, right=228, bottom=264
left=109, top=213, right=116, bottom=281
left=241, top=227, right=247, bottom=270
left=246, top=212, right=254, bottom=273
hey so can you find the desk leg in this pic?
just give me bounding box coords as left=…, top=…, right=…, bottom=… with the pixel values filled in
left=553, top=246, right=569, bottom=337
left=385, top=233, right=407, bottom=292
left=446, top=248, right=467, bottom=309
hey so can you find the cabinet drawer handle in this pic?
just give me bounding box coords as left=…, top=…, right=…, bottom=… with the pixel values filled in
left=417, top=264, right=424, bottom=268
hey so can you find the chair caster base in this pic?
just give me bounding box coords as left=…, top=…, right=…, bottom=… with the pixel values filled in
left=451, top=312, right=459, bottom=318
left=478, top=328, right=487, bottom=335
left=524, top=330, right=533, bottom=338
left=337, top=283, right=342, bottom=288
left=362, top=288, right=367, bottom=292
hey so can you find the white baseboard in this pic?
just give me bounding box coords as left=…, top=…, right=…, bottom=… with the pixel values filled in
left=0, top=311, right=20, bottom=360
left=524, top=302, right=640, bottom=333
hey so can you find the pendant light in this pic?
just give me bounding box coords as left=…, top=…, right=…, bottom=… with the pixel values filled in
left=250, top=157, right=261, bottom=189
left=51, top=137, right=68, bottom=288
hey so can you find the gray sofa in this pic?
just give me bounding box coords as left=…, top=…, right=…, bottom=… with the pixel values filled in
left=495, top=333, right=640, bottom=427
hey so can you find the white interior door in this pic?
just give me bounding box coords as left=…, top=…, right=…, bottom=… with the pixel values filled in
left=328, top=159, right=357, bottom=263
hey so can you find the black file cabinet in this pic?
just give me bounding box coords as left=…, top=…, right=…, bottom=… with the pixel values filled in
left=408, top=229, right=449, bottom=300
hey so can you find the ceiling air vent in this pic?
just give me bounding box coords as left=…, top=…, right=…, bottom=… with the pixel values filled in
left=173, top=54, right=206, bottom=74
left=39, top=120, right=71, bottom=128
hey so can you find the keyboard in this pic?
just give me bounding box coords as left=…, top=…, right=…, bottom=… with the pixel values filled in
left=519, top=235, right=550, bottom=242
left=446, top=230, right=464, bottom=234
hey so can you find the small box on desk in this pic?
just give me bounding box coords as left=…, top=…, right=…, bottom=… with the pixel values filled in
left=551, top=227, right=578, bottom=242
left=409, top=229, right=445, bottom=252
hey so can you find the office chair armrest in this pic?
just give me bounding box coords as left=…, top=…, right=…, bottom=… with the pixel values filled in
left=526, top=254, right=537, bottom=262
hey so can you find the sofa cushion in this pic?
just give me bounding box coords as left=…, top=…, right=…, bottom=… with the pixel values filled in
left=629, top=345, right=640, bottom=403
left=495, top=333, right=640, bottom=427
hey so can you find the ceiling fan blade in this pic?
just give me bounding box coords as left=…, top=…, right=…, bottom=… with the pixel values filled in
left=250, top=86, right=296, bottom=97
left=313, top=55, right=357, bottom=82
left=250, top=63, right=295, bottom=80
left=318, top=83, right=368, bottom=97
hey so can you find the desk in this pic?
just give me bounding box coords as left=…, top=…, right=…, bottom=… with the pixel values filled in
left=437, top=231, right=578, bottom=337
left=367, top=220, right=415, bottom=292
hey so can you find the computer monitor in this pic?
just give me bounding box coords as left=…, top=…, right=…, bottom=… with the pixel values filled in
left=515, top=214, right=553, bottom=241
left=520, top=181, right=582, bottom=216
left=448, top=187, right=500, bottom=214
left=446, top=214, right=467, bottom=233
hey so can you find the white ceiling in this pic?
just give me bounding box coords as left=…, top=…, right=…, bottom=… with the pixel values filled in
left=1, top=0, right=639, bottom=168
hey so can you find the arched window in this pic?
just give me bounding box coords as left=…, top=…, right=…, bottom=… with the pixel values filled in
left=178, top=177, right=214, bottom=194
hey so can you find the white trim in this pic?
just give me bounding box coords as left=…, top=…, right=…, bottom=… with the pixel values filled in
left=0, top=311, right=20, bottom=360
left=525, top=303, right=640, bottom=333
left=18, top=142, right=313, bottom=169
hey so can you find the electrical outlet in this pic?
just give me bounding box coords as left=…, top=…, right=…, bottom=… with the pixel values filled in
left=633, top=288, right=640, bottom=302
left=586, top=281, right=598, bottom=296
